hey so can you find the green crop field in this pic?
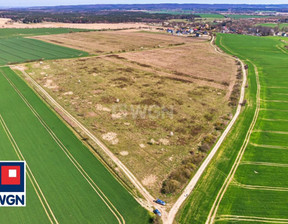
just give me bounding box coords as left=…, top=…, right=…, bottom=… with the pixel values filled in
left=0, top=28, right=89, bottom=65
left=177, top=34, right=288, bottom=223
left=226, top=14, right=270, bottom=19
left=195, top=13, right=225, bottom=18
left=256, top=23, right=288, bottom=29
left=0, top=28, right=90, bottom=39
left=0, top=67, right=150, bottom=223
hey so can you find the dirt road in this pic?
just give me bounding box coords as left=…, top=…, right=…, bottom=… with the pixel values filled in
left=166, top=36, right=247, bottom=224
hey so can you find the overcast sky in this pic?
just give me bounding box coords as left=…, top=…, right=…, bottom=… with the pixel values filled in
left=0, top=0, right=287, bottom=7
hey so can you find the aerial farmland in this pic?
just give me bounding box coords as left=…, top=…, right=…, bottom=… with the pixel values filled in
left=0, top=2, right=288, bottom=224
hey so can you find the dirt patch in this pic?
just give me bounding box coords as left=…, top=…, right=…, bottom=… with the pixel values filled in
left=95, top=104, right=111, bottom=112
left=121, top=42, right=237, bottom=84
left=44, top=79, right=58, bottom=90
left=142, top=175, right=157, bottom=187
left=86, top=112, right=97, bottom=118
left=32, top=30, right=193, bottom=55
left=102, top=132, right=119, bottom=145
left=120, top=151, right=129, bottom=156
left=159, top=138, right=170, bottom=146
left=63, top=91, right=73, bottom=96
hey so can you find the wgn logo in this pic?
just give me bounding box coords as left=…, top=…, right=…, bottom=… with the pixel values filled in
left=0, top=161, right=26, bottom=207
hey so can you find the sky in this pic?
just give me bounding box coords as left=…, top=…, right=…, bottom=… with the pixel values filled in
left=0, top=0, right=287, bottom=7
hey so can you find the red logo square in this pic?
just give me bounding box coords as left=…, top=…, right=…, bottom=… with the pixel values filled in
left=1, top=166, right=21, bottom=185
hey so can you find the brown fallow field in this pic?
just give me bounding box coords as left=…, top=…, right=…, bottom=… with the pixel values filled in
left=21, top=30, right=238, bottom=203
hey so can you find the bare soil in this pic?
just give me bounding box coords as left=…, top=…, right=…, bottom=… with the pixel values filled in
left=31, top=30, right=191, bottom=54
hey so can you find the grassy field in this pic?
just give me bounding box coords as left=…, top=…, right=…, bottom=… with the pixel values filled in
left=177, top=33, right=288, bottom=223
left=22, top=32, right=237, bottom=202
left=0, top=28, right=89, bottom=65
left=0, top=67, right=150, bottom=223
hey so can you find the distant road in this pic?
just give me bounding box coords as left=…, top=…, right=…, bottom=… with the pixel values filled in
left=166, top=36, right=247, bottom=224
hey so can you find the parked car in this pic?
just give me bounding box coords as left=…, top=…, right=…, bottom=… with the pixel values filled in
left=153, top=209, right=161, bottom=217
left=154, top=198, right=166, bottom=206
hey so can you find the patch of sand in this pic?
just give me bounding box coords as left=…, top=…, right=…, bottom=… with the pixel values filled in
left=102, top=132, right=119, bottom=145
left=159, top=138, right=170, bottom=146
left=142, top=175, right=157, bottom=187
left=95, top=104, right=111, bottom=112
left=120, top=151, right=129, bottom=156
left=44, top=79, right=58, bottom=90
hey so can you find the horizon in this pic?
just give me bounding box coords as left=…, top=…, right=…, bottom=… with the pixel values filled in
left=1, top=1, right=288, bottom=8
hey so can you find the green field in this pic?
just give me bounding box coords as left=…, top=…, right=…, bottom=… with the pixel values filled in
left=0, top=28, right=89, bottom=65
left=195, top=13, right=225, bottom=18
left=177, top=34, right=288, bottom=223
left=0, top=67, right=150, bottom=223
left=0, top=28, right=90, bottom=39
left=256, top=23, right=288, bottom=29
left=226, top=14, right=270, bottom=19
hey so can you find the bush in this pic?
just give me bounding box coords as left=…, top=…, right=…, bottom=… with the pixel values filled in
left=161, top=179, right=180, bottom=194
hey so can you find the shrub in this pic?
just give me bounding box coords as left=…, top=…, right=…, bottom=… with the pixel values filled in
left=161, top=179, right=180, bottom=194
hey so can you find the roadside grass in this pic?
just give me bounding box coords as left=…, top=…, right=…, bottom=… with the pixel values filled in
left=23, top=50, right=234, bottom=201
left=0, top=67, right=150, bottom=223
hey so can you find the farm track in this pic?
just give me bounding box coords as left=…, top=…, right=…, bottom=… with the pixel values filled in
left=167, top=36, right=247, bottom=224
left=205, top=45, right=261, bottom=223
left=1, top=70, right=125, bottom=224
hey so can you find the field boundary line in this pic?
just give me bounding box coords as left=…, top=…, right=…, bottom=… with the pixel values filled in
left=241, top=161, right=288, bottom=167
left=0, top=114, right=58, bottom=224
left=276, top=45, right=288, bottom=55
left=2, top=71, right=124, bottom=224
left=216, top=215, right=288, bottom=223
left=166, top=35, right=247, bottom=224
left=250, top=143, right=288, bottom=150
left=205, top=45, right=261, bottom=223
left=232, top=180, right=288, bottom=192
left=261, top=118, right=288, bottom=122
left=15, top=68, right=159, bottom=216
left=253, top=130, right=288, bottom=135
left=261, top=99, right=288, bottom=103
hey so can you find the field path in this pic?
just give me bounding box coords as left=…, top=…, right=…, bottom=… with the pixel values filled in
left=205, top=41, right=261, bottom=224
left=166, top=36, right=247, bottom=224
